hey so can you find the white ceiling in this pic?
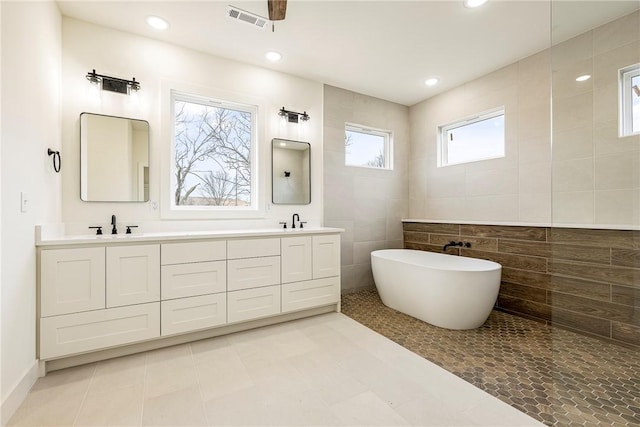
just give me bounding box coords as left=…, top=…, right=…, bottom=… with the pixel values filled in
left=57, top=0, right=640, bottom=106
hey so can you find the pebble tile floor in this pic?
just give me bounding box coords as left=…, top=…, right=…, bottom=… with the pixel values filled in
left=341, top=289, right=640, bottom=427
left=8, top=311, right=541, bottom=426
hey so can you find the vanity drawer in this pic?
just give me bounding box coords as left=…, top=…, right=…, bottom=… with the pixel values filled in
left=40, top=302, right=160, bottom=360
left=161, top=293, right=226, bottom=336
left=227, top=238, right=280, bottom=259
left=227, top=256, right=281, bottom=291
left=161, top=261, right=226, bottom=300
left=282, top=277, right=340, bottom=313
left=161, top=241, right=226, bottom=265
left=227, top=285, right=281, bottom=323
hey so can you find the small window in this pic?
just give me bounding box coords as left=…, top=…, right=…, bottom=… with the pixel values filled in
left=345, top=124, right=392, bottom=169
left=171, top=91, right=257, bottom=210
left=438, top=108, right=505, bottom=167
left=619, top=64, right=640, bottom=137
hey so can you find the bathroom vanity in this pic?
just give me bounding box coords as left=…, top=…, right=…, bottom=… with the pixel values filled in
left=36, top=228, right=341, bottom=374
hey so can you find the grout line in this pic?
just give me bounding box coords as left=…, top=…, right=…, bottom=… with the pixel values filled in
left=71, top=363, right=97, bottom=427
left=139, top=352, right=148, bottom=426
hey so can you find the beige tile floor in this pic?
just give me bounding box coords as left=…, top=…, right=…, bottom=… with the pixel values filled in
left=9, top=313, right=542, bottom=427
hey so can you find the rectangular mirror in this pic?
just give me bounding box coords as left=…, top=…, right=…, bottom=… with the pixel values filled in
left=80, top=112, right=149, bottom=202
left=272, top=138, right=310, bottom=205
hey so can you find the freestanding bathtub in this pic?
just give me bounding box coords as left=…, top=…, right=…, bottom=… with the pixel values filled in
left=371, top=249, right=502, bottom=330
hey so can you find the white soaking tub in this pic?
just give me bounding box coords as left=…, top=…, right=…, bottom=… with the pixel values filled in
left=371, top=249, right=501, bottom=330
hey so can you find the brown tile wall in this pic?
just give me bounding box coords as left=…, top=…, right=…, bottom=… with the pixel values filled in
left=403, top=222, right=640, bottom=348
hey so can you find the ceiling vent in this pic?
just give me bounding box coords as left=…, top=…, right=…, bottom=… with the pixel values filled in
left=227, top=5, right=268, bottom=29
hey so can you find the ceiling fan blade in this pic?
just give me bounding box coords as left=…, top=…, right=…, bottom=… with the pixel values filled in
left=268, top=0, right=287, bottom=21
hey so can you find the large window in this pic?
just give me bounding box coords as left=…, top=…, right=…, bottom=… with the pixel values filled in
left=438, top=108, right=505, bottom=167
left=171, top=91, right=257, bottom=209
left=345, top=124, right=392, bottom=169
left=619, top=64, right=640, bottom=137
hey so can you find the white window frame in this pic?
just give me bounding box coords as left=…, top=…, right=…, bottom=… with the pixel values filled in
left=168, top=89, right=259, bottom=215
left=619, top=63, right=640, bottom=137
left=438, top=107, right=505, bottom=167
left=344, top=123, right=393, bottom=170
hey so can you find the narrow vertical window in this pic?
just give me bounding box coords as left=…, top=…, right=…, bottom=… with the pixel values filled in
left=344, top=124, right=393, bottom=169
left=619, top=64, right=640, bottom=137
left=438, top=108, right=505, bottom=167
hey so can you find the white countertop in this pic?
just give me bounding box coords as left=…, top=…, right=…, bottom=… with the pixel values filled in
left=36, top=227, right=344, bottom=247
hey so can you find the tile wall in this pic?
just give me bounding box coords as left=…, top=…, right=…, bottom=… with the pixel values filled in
left=552, top=10, right=640, bottom=226
left=403, top=221, right=640, bottom=348
left=408, top=9, right=640, bottom=228
left=323, top=85, right=410, bottom=292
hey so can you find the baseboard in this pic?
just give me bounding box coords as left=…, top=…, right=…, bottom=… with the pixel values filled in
left=1, top=360, right=39, bottom=426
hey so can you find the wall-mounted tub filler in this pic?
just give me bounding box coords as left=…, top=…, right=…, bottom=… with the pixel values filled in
left=442, top=240, right=471, bottom=251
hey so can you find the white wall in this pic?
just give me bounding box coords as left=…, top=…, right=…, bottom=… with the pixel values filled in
left=61, top=18, right=323, bottom=234
left=323, top=85, right=410, bottom=292
left=409, top=51, right=552, bottom=224
left=1, top=0, right=61, bottom=420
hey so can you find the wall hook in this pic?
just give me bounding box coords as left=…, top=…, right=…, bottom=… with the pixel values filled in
left=48, top=148, right=61, bottom=173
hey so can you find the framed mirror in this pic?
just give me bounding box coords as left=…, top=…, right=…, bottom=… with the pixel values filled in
left=80, top=112, right=149, bottom=202
left=272, top=138, right=311, bottom=205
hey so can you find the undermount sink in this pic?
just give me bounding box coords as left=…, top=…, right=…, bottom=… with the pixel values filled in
left=94, top=233, right=144, bottom=239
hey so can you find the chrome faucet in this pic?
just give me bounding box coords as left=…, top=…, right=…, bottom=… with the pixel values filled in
left=111, top=215, right=117, bottom=235
left=291, top=213, right=300, bottom=229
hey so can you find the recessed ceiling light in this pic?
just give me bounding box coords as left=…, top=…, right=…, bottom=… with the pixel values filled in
left=463, top=0, right=488, bottom=8
left=265, top=51, right=282, bottom=62
left=424, top=78, right=439, bottom=86
left=146, top=15, right=169, bottom=30
left=575, top=74, right=591, bottom=82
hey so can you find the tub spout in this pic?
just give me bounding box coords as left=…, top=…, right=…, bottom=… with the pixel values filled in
left=443, top=241, right=463, bottom=251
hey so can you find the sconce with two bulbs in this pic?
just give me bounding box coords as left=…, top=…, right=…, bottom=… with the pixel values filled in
left=86, top=69, right=141, bottom=95
left=278, top=107, right=310, bottom=124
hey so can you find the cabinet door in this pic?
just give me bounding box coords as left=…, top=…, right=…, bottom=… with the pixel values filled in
left=227, top=285, right=281, bottom=323
left=161, top=293, right=226, bottom=336
left=40, top=247, right=105, bottom=317
left=281, top=236, right=312, bottom=284
left=312, top=234, right=341, bottom=279
left=106, top=245, right=160, bottom=308
left=40, top=302, right=160, bottom=360
left=227, top=256, right=281, bottom=291
left=161, top=261, right=226, bottom=300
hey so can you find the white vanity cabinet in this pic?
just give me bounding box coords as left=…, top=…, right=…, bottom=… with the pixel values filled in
left=160, top=240, right=227, bottom=337
left=39, top=244, right=161, bottom=360
left=280, top=235, right=341, bottom=314
left=227, top=238, right=282, bottom=324
left=37, top=229, right=341, bottom=370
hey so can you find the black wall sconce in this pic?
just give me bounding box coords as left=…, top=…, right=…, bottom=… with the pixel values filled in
left=278, top=107, right=310, bottom=124
left=284, top=170, right=291, bottom=177
left=86, top=69, right=141, bottom=95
